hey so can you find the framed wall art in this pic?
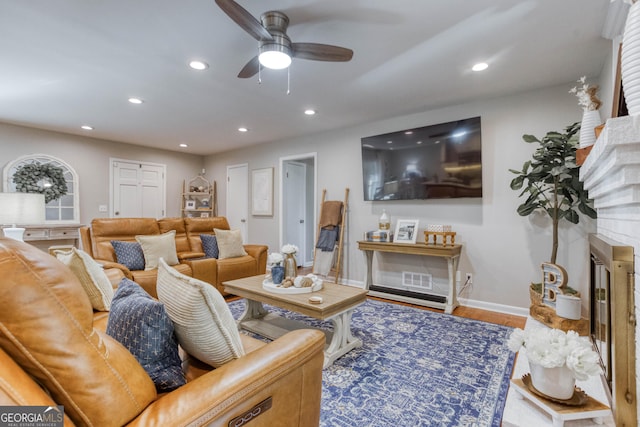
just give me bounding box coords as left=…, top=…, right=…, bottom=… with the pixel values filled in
left=252, top=167, right=274, bottom=216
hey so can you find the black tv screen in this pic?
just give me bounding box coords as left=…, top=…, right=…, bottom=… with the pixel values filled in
left=361, top=116, right=482, bottom=201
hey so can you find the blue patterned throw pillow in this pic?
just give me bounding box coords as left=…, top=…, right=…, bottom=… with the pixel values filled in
left=106, top=278, right=185, bottom=392
left=200, top=234, right=219, bottom=259
left=111, top=240, right=145, bottom=271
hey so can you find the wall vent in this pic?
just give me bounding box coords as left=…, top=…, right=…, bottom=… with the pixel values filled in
left=402, top=271, right=432, bottom=291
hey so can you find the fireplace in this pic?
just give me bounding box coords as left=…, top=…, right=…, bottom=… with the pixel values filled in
left=589, top=234, right=636, bottom=426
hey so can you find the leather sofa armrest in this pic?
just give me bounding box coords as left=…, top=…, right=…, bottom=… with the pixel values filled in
left=127, top=329, right=325, bottom=427
left=243, top=244, right=268, bottom=274
left=178, top=252, right=206, bottom=261
left=96, top=260, right=133, bottom=280
left=183, top=257, right=218, bottom=287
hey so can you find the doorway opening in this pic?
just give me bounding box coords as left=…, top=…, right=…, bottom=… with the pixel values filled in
left=279, top=153, right=317, bottom=267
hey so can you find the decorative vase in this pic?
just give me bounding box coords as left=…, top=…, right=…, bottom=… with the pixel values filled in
left=284, top=253, right=297, bottom=278
left=622, top=1, right=640, bottom=115
left=271, top=265, right=284, bottom=284
left=529, top=362, right=576, bottom=400
left=578, top=110, right=602, bottom=148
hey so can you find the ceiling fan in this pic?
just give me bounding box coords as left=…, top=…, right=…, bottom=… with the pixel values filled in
left=215, top=0, right=354, bottom=78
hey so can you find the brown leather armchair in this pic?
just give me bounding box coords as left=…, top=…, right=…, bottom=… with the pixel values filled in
left=0, top=238, right=324, bottom=426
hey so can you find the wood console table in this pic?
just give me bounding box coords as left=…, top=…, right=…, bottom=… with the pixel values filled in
left=357, top=241, right=462, bottom=314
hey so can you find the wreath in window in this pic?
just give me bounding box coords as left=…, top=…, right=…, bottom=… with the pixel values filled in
left=12, top=162, right=68, bottom=203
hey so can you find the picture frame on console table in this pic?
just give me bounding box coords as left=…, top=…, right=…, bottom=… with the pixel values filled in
left=393, top=219, right=419, bottom=244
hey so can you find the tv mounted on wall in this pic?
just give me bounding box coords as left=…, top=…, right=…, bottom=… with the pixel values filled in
left=361, top=116, right=482, bottom=201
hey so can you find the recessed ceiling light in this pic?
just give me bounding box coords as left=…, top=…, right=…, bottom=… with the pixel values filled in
left=304, top=109, right=316, bottom=116
left=404, top=131, right=413, bottom=135
left=189, top=60, right=209, bottom=70
left=128, top=97, right=144, bottom=104
left=417, top=141, right=423, bottom=144
left=179, top=143, right=188, bottom=148
left=238, top=127, right=248, bottom=132
left=81, top=125, right=93, bottom=130
left=386, top=140, right=392, bottom=144
left=472, top=62, right=489, bottom=72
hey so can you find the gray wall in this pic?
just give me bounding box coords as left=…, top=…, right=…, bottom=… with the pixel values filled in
left=0, top=78, right=603, bottom=314
left=0, top=123, right=204, bottom=224
left=204, top=83, right=596, bottom=314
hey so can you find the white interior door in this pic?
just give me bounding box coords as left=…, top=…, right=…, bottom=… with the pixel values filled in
left=226, top=163, right=249, bottom=241
left=111, top=159, right=165, bottom=218
left=283, top=161, right=307, bottom=265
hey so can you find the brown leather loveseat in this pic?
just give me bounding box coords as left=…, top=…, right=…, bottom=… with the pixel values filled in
left=0, top=238, right=324, bottom=426
left=80, top=216, right=267, bottom=297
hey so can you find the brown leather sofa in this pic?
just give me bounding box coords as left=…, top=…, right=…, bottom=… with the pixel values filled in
left=0, top=237, right=324, bottom=426
left=80, top=217, right=268, bottom=297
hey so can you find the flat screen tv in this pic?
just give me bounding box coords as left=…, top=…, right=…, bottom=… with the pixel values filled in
left=361, top=116, right=482, bottom=201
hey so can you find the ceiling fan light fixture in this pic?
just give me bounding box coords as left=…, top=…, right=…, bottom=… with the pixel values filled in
left=259, top=44, right=292, bottom=70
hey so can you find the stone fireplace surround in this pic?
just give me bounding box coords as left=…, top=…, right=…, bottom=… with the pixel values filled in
left=580, top=114, right=639, bottom=426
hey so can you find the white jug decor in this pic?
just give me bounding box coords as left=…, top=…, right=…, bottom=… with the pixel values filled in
left=622, top=1, right=640, bottom=115
left=379, top=209, right=390, bottom=231
left=579, top=110, right=602, bottom=148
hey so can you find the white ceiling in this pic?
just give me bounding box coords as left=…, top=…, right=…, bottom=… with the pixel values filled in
left=0, top=1, right=617, bottom=155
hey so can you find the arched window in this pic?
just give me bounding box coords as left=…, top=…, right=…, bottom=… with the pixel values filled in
left=3, top=154, right=79, bottom=223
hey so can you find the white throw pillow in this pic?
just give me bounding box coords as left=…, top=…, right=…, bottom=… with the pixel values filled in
left=54, top=247, right=114, bottom=311
left=214, top=228, right=247, bottom=259
left=135, top=230, right=179, bottom=270
left=156, top=258, right=245, bottom=367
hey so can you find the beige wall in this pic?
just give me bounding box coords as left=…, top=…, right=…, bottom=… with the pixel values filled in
left=0, top=123, right=204, bottom=224
left=204, top=83, right=596, bottom=315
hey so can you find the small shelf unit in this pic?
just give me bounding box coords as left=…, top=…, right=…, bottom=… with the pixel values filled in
left=181, top=176, right=215, bottom=218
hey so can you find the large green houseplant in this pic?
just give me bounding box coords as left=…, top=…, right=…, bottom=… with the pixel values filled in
left=509, top=122, right=596, bottom=265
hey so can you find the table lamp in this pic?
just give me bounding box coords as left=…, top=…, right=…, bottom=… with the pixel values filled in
left=0, top=193, right=46, bottom=241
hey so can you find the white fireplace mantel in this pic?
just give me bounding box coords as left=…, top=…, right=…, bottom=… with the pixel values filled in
left=580, top=115, right=640, bottom=215
left=579, top=113, right=640, bottom=426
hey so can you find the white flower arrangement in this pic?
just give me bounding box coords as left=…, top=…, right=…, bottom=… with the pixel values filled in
left=507, top=327, right=601, bottom=381
left=568, top=76, right=601, bottom=112
left=281, top=244, right=299, bottom=254
left=267, top=252, right=284, bottom=267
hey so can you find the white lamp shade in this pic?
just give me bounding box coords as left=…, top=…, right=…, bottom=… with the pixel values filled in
left=0, top=193, right=46, bottom=226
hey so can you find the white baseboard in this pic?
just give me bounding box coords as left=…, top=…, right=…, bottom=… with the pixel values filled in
left=338, top=278, right=528, bottom=318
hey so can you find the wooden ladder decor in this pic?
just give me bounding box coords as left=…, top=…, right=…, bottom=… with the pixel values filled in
left=313, top=188, right=349, bottom=283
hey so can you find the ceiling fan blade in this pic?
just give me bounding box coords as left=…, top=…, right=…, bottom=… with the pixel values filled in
left=237, top=56, right=260, bottom=78
left=215, top=0, right=273, bottom=42
left=292, top=43, right=353, bottom=62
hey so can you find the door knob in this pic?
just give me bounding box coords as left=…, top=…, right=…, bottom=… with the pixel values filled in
left=300, top=219, right=304, bottom=223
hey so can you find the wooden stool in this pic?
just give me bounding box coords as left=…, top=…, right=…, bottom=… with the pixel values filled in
left=424, top=231, right=456, bottom=247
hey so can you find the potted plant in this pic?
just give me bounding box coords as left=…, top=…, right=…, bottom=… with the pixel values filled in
left=508, top=327, right=600, bottom=399
left=509, top=122, right=596, bottom=303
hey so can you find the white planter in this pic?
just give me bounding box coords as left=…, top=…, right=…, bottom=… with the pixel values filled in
left=529, top=362, right=575, bottom=400
left=555, top=294, right=582, bottom=320
left=622, top=1, right=640, bottom=115
left=579, top=110, right=602, bottom=148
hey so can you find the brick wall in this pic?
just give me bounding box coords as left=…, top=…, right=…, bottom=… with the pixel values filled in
left=580, top=114, right=640, bottom=419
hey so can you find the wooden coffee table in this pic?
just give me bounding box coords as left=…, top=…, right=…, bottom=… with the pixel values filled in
left=223, top=274, right=368, bottom=368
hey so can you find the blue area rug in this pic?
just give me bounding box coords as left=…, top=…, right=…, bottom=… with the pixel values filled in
left=228, top=298, right=515, bottom=427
